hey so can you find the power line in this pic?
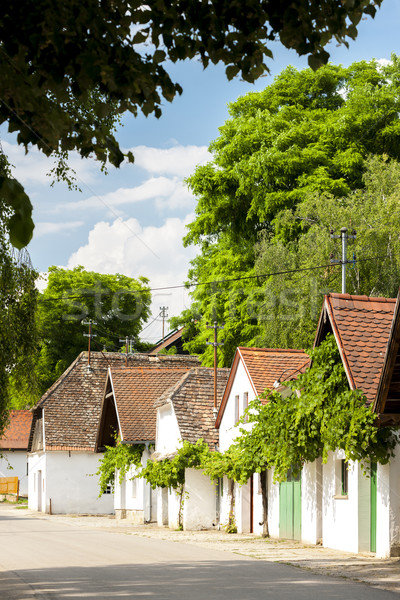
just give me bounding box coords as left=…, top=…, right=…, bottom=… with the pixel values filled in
left=37, top=253, right=388, bottom=304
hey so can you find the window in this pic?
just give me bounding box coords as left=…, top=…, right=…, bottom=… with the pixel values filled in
left=234, top=395, right=239, bottom=424
left=243, top=392, right=249, bottom=422
left=103, top=484, right=112, bottom=495
left=341, top=459, right=348, bottom=496
left=335, top=458, right=349, bottom=498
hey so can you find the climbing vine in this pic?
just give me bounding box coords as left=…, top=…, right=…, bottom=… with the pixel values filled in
left=141, top=440, right=211, bottom=528
left=96, top=441, right=145, bottom=496
left=206, top=334, right=396, bottom=486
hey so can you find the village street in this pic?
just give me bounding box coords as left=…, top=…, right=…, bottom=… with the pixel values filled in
left=0, top=504, right=399, bottom=600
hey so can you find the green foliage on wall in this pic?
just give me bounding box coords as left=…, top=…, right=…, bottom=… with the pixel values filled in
left=203, top=335, right=396, bottom=485
left=96, top=442, right=145, bottom=496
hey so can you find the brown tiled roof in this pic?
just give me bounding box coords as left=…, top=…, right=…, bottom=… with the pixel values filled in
left=0, top=410, right=32, bottom=450
left=216, top=347, right=309, bottom=428
left=110, top=365, right=198, bottom=442
left=30, top=351, right=199, bottom=452
left=316, top=293, right=396, bottom=404
left=155, top=368, right=230, bottom=446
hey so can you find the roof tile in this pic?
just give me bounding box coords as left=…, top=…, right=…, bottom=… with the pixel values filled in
left=325, top=293, right=396, bottom=403
left=0, top=410, right=32, bottom=450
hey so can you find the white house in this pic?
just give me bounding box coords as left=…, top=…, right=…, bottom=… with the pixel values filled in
left=0, top=410, right=32, bottom=496
left=153, top=367, right=229, bottom=530
left=27, top=351, right=129, bottom=514
left=95, top=354, right=200, bottom=523
left=215, top=347, right=314, bottom=540
left=314, top=291, right=400, bottom=557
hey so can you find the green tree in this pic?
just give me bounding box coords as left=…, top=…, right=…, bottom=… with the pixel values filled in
left=0, top=0, right=385, bottom=247
left=175, top=58, right=400, bottom=364
left=36, top=266, right=151, bottom=395
left=255, top=155, right=400, bottom=349
left=0, top=150, right=38, bottom=427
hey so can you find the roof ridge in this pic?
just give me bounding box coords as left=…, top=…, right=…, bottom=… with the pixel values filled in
left=238, top=346, right=305, bottom=354
left=35, top=351, right=124, bottom=408
left=328, top=292, right=396, bottom=303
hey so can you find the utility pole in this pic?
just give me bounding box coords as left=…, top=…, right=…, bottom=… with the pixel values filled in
left=206, top=321, right=224, bottom=419
left=330, top=227, right=356, bottom=293
left=160, top=306, right=168, bottom=340
left=119, top=335, right=136, bottom=367
left=82, top=320, right=97, bottom=370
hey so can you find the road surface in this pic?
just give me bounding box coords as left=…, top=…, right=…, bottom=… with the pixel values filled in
left=0, top=505, right=397, bottom=599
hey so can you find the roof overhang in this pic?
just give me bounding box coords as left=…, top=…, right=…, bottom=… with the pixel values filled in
left=313, top=295, right=356, bottom=391
left=215, top=348, right=256, bottom=429
left=374, top=288, right=400, bottom=415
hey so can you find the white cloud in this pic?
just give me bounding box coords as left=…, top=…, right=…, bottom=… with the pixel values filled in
left=34, top=221, right=85, bottom=237
left=377, top=58, right=392, bottom=68
left=60, top=176, right=195, bottom=212
left=127, top=144, right=210, bottom=178
left=67, top=216, right=197, bottom=340
left=2, top=141, right=99, bottom=186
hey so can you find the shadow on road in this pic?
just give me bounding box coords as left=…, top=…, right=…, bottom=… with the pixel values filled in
left=2, top=560, right=398, bottom=600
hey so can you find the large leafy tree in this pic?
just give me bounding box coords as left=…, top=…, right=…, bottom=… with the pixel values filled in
left=0, top=155, right=38, bottom=430
left=0, top=0, right=385, bottom=248
left=174, top=58, right=400, bottom=364
left=35, top=266, right=151, bottom=395
left=255, top=155, right=400, bottom=349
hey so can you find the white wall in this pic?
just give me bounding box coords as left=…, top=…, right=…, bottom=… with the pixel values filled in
left=0, top=451, right=29, bottom=496
left=183, top=468, right=217, bottom=530
left=156, top=404, right=181, bottom=454
left=322, top=451, right=362, bottom=553
left=168, top=486, right=181, bottom=530
left=157, top=487, right=169, bottom=527
left=376, top=442, right=400, bottom=558
left=29, top=451, right=114, bottom=514
left=302, top=459, right=322, bottom=545
left=114, top=447, right=157, bottom=522
left=219, top=359, right=255, bottom=452
left=219, top=475, right=232, bottom=528
left=268, top=468, right=280, bottom=538
left=28, top=452, right=46, bottom=511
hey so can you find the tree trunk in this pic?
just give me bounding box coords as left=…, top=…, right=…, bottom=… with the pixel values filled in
left=177, top=483, right=184, bottom=530
left=228, top=478, right=236, bottom=531
left=260, top=470, right=269, bottom=538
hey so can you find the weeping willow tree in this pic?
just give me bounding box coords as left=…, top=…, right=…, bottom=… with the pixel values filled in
left=0, top=150, right=38, bottom=436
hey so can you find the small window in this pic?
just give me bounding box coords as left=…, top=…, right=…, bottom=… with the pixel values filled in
left=243, top=392, right=249, bottom=422
left=234, top=395, right=239, bottom=424
left=103, top=484, right=112, bottom=495
left=341, top=459, right=348, bottom=496
left=335, top=458, right=349, bottom=498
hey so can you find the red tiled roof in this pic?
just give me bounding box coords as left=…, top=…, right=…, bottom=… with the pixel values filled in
left=238, top=347, right=309, bottom=395
left=0, top=410, right=32, bottom=450
left=317, top=293, right=396, bottom=403
left=155, top=368, right=230, bottom=446
left=110, top=360, right=200, bottom=442
left=216, top=347, right=309, bottom=428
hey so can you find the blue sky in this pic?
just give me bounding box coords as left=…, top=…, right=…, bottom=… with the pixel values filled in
left=2, top=0, right=400, bottom=342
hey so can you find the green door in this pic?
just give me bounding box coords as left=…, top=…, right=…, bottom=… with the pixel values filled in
left=370, top=462, right=377, bottom=553
left=280, top=467, right=301, bottom=540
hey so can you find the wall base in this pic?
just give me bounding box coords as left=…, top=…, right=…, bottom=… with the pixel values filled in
left=391, top=545, right=400, bottom=557
left=115, top=508, right=145, bottom=524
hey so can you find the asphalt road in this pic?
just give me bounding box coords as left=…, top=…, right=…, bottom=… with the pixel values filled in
left=0, top=505, right=398, bottom=600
